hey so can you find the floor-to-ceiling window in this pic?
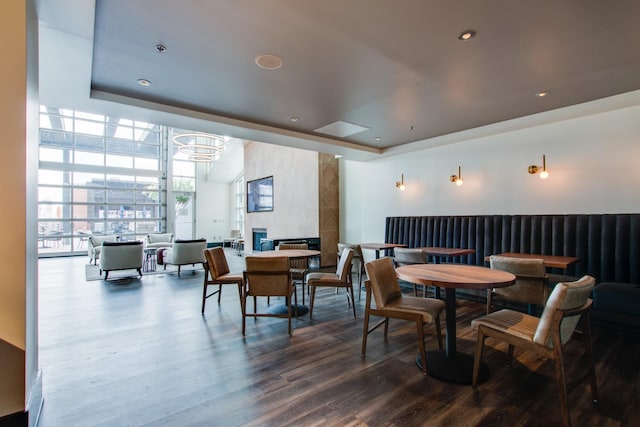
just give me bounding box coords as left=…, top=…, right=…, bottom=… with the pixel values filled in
left=235, top=175, right=245, bottom=235
left=38, top=107, right=167, bottom=256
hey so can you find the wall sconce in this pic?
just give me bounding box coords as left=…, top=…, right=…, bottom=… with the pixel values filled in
left=395, top=173, right=406, bottom=191
left=528, top=154, right=549, bottom=179
left=449, top=166, right=463, bottom=186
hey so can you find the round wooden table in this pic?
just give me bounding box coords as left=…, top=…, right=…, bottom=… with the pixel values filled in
left=396, top=264, right=516, bottom=384
left=248, top=249, right=321, bottom=315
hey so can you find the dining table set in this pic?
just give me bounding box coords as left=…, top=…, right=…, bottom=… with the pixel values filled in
left=357, top=242, right=580, bottom=384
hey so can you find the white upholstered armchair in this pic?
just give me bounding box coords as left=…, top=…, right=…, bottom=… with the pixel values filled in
left=99, top=241, right=144, bottom=280
left=163, top=238, right=207, bottom=275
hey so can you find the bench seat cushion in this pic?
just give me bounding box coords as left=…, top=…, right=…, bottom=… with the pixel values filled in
left=593, top=282, right=640, bottom=317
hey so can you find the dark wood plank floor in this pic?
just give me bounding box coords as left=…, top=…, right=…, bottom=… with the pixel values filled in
left=37, top=251, right=639, bottom=426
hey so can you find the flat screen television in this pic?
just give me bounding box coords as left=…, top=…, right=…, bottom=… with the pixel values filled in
left=246, top=176, right=274, bottom=213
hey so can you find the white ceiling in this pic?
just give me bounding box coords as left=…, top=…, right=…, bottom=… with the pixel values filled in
left=37, top=0, right=640, bottom=167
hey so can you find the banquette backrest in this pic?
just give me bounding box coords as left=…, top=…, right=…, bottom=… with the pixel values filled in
left=385, top=214, right=640, bottom=284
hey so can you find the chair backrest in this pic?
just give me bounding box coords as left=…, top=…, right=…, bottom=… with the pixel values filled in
left=204, top=247, right=230, bottom=279
left=278, top=243, right=308, bottom=269
left=99, top=241, right=144, bottom=269
left=244, top=256, right=292, bottom=296
left=336, top=248, right=355, bottom=281
left=393, top=247, right=426, bottom=266
left=533, top=275, right=596, bottom=347
left=489, top=255, right=548, bottom=304
left=170, top=239, right=207, bottom=263
left=364, top=257, right=402, bottom=308
left=147, top=233, right=173, bottom=244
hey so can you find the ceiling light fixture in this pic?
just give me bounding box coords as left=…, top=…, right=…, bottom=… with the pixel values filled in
left=255, top=54, right=283, bottom=70
left=395, top=174, right=406, bottom=191
left=172, top=132, right=226, bottom=162
left=450, top=166, right=464, bottom=186
left=155, top=44, right=166, bottom=53
left=290, top=116, right=300, bottom=122
left=535, top=91, right=550, bottom=97
left=528, top=154, right=549, bottom=179
left=458, top=30, right=476, bottom=41
left=137, top=78, right=152, bottom=87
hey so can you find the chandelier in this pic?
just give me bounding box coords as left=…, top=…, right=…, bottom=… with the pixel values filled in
left=172, top=132, right=226, bottom=162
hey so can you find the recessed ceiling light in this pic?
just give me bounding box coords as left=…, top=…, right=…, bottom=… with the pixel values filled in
left=375, top=137, right=381, bottom=141
left=535, top=91, right=550, bottom=97
left=290, top=116, right=300, bottom=122
left=137, top=78, right=152, bottom=87
left=255, top=54, right=283, bottom=70
left=458, top=30, right=476, bottom=41
left=155, top=44, right=166, bottom=53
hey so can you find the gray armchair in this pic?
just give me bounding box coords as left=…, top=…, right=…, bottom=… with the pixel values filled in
left=88, top=234, right=119, bottom=264
left=99, top=241, right=144, bottom=280
left=163, top=238, right=207, bottom=275
left=145, top=233, right=174, bottom=249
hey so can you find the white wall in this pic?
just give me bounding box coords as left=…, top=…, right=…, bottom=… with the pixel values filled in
left=244, top=141, right=319, bottom=252
left=341, top=98, right=640, bottom=245
left=195, top=164, right=232, bottom=242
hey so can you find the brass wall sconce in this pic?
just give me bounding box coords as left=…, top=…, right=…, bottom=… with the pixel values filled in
left=528, top=154, right=549, bottom=179
left=449, top=166, right=463, bottom=186
left=395, top=174, right=406, bottom=191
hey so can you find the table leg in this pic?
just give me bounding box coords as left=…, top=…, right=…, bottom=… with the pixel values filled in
left=416, top=287, right=489, bottom=384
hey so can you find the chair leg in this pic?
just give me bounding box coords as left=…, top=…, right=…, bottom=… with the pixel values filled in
left=217, top=284, right=223, bottom=303
left=177, top=265, right=181, bottom=276
left=472, top=329, right=486, bottom=388
left=416, top=319, right=427, bottom=375
left=309, top=285, right=316, bottom=319
left=201, top=283, right=208, bottom=314
left=486, top=289, right=493, bottom=314
left=383, top=318, right=390, bottom=337
left=582, top=313, right=599, bottom=403
left=349, top=285, right=356, bottom=319
left=506, top=344, right=515, bottom=367
left=242, top=294, right=247, bottom=336
left=553, top=347, right=571, bottom=427
left=361, top=308, right=370, bottom=356
left=236, top=283, right=243, bottom=311
left=104, top=270, right=109, bottom=280
left=137, top=268, right=142, bottom=277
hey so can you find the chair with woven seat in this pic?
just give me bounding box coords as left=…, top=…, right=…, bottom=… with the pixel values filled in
left=308, top=248, right=355, bottom=319
left=472, top=275, right=599, bottom=427
left=362, top=257, right=444, bottom=375
left=202, top=247, right=243, bottom=314
left=243, top=256, right=297, bottom=336
left=488, top=255, right=549, bottom=315
left=277, top=242, right=309, bottom=304
left=393, top=247, right=429, bottom=297
left=337, top=243, right=366, bottom=300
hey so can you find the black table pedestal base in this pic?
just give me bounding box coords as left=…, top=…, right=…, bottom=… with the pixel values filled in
left=417, top=350, right=489, bottom=385
left=266, top=304, right=309, bottom=316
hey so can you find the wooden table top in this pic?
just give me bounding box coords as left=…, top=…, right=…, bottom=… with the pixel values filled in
left=396, top=264, right=515, bottom=290
left=250, top=249, right=321, bottom=259
left=416, top=247, right=476, bottom=257
left=360, top=243, right=407, bottom=251
left=485, top=252, right=579, bottom=269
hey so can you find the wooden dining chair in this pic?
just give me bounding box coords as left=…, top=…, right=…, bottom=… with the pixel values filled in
left=202, top=247, right=243, bottom=314
left=307, top=248, right=355, bottom=319
left=362, top=257, right=444, bottom=375
left=488, top=255, right=549, bottom=315
left=277, top=242, right=309, bottom=304
left=243, top=256, right=296, bottom=336
left=337, top=243, right=366, bottom=299
left=393, top=247, right=429, bottom=297
left=472, top=275, right=599, bottom=427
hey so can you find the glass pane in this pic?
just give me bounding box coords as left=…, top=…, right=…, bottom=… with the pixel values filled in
left=107, top=124, right=134, bottom=140
left=38, top=170, right=66, bottom=185
left=106, top=154, right=133, bottom=168
left=136, top=220, right=158, bottom=234
left=173, top=177, right=195, bottom=192
left=74, top=119, right=104, bottom=136
left=135, top=143, right=160, bottom=157
left=38, top=186, right=64, bottom=203
left=75, top=134, right=104, bottom=151
left=75, top=111, right=104, bottom=121
left=73, top=172, right=104, bottom=187
left=74, top=150, right=104, bottom=166
left=40, top=130, right=73, bottom=148
left=40, top=147, right=66, bottom=163
left=136, top=189, right=160, bottom=204
left=135, top=128, right=160, bottom=143
left=138, top=177, right=161, bottom=191
left=134, top=157, right=159, bottom=170
left=106, top=138, right=133, bottom=155
left=72, top=204, right=92, bottom=220
left=173, top=160, right=195, bottom=177
left=88, top=220, right=107, bottom=234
